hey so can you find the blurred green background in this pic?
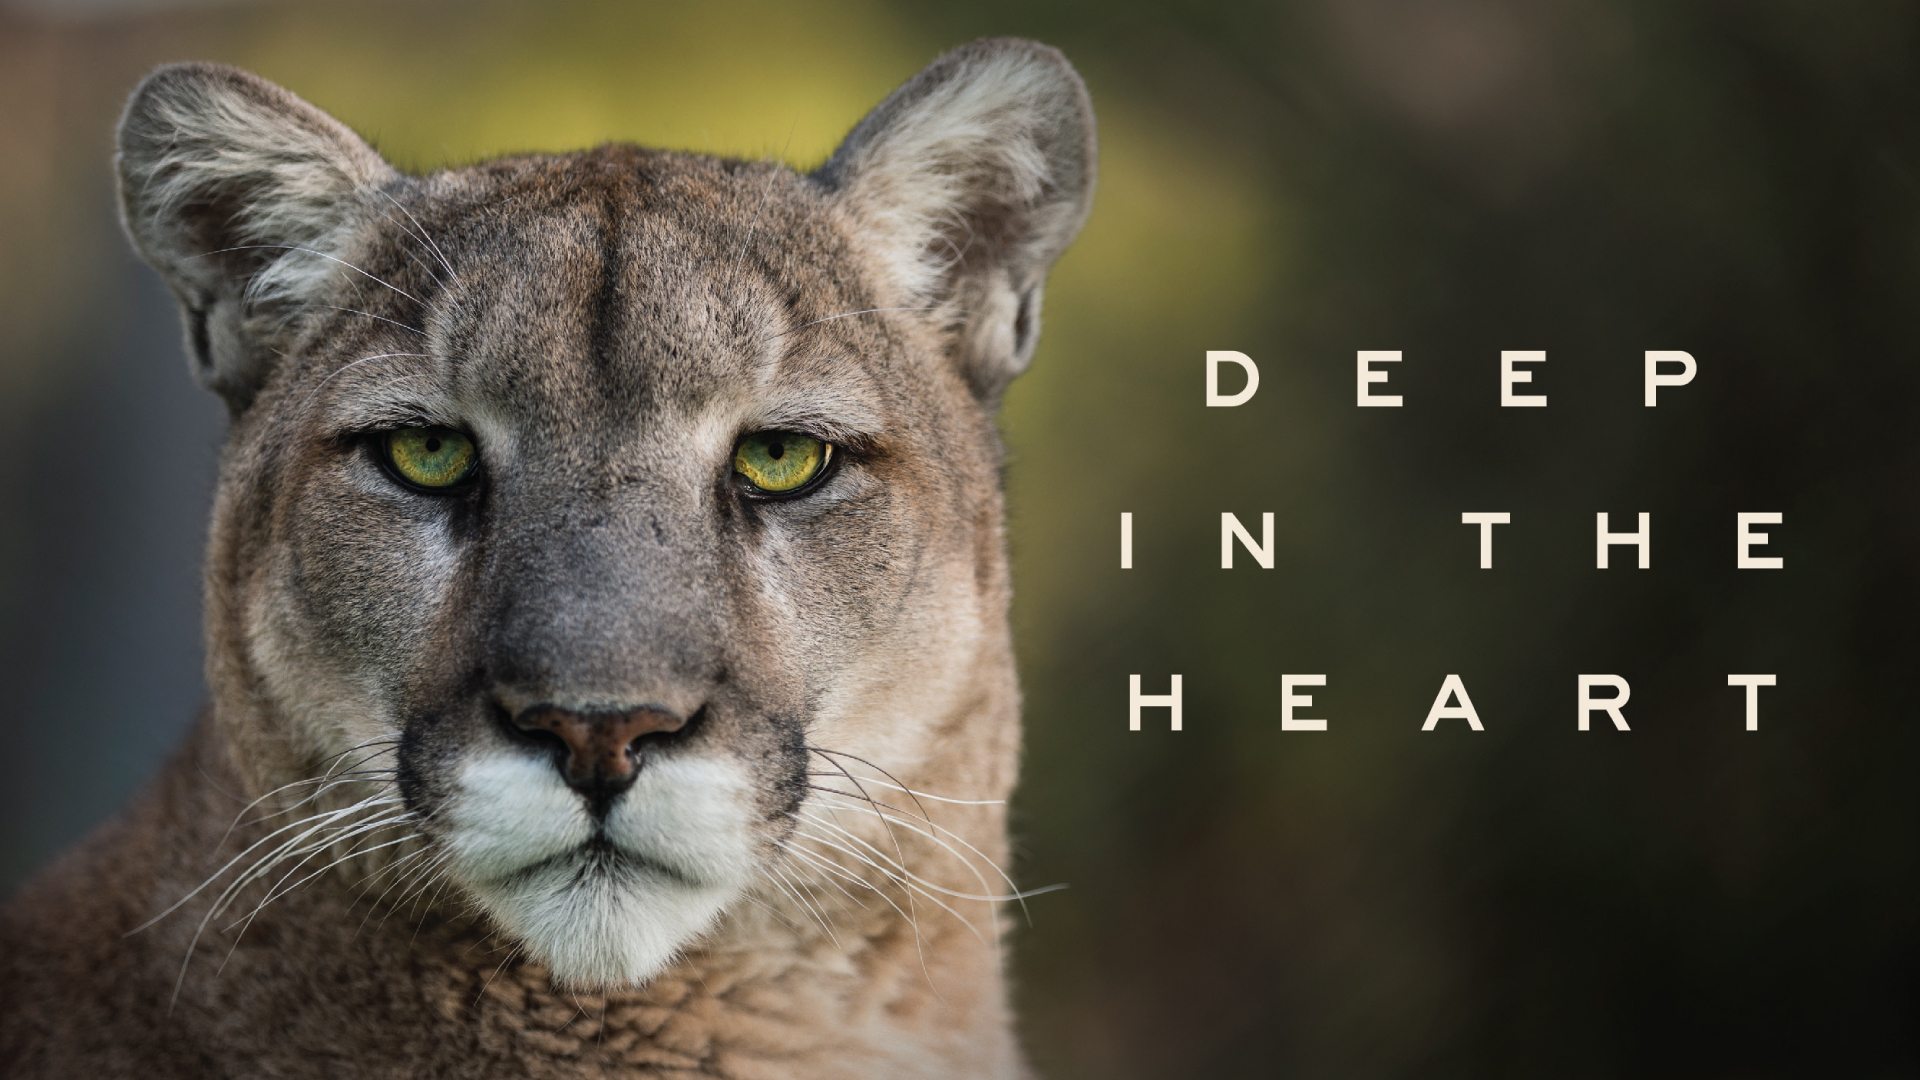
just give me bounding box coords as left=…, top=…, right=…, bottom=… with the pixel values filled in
left=0, top=0, right=1913, bottom=1075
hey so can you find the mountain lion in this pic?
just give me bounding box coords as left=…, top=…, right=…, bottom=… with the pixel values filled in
left=0, top=37, right=1094, bottom=1078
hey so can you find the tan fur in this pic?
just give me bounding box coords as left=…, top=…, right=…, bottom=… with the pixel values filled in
left=1, top=38, right=1092, bottom=1079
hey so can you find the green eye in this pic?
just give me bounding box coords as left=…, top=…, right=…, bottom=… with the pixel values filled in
left=383, top=426, right=478, bottom=491
left=733, top=431, right=831, bottom=495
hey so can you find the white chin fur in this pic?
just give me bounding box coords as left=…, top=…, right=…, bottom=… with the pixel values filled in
left=442, top=752, right=759, bottom=988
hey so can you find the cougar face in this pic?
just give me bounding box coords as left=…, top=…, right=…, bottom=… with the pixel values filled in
left=116, top=42, right=1092, bottom=987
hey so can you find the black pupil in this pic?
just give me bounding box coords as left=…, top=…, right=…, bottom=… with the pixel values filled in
left=424, top=436, right=442, bottom=454
left=767, top=439, right=785, bottom=460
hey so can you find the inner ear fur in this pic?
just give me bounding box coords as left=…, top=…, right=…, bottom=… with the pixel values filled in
left=116, top=62, right=395, bottom=412
left=816, top=38, right=1097, bottom=400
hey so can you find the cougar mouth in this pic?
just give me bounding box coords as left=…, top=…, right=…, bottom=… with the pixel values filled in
left=490, top=834, right=707, bottom=892
left=414, top=746, right=764, bottom=987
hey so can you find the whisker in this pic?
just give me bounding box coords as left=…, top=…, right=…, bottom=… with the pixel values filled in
left=362, top=847, right=448, bottom=929
left=775, top=853, right=844, bottom=945
left=216, top=737, right=399, bottom=846
left=473, top=943, right=525, bottom=1010
left=809, top=747, right=936, bottom=826
left=352, top=841, right=436, bottom=900
left=806, top=747, right=930, bottom=959
left=796, top=809, right=1040, bottom=907
left=767, top=862, right=842, bottom=951
left=132, top=792, right=398, bottom=935
left=295, top=351, right=438, bottom=415
left=737, top=890, right=807, bottom=935
left=319, top=305, right=429, bottom=338
left=166, top=794, right=402, bottom=1011
left=760, top=305, right=940, bottom=343
left=804, top=771, right=1005, bottom=806
left=787, top=830, right=989, bottom=950
left=213, top=824, right=417, bottom=980
left=191, top=243, right=424, bottom=306
left=221, top=823, right=417, bottom=934
left=776, top=837, right=942, bottom=996
left=208, top=802, right=408, bottom=925
left=808, top=792, right=1059, bottom=918
left=226, top=760, right=398, bottom=839
left=375, top=187, right=460, bottom=286
left=405, top=861, right=460, bottom=946
left=726, top=157, right=790, bottom=299
left=771, top=842, right=865, bottom=909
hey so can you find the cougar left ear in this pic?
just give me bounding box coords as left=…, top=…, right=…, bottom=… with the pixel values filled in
left=816, top=38, right=1096, bottom=401
left=117, top=63, right=397, bottom=413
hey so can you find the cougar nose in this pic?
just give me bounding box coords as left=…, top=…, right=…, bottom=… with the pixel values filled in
left=507, top=704, right=689, bottom=800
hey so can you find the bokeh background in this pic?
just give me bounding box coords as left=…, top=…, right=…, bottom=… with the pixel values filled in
left=1, top=0, right=1914, bottom=1075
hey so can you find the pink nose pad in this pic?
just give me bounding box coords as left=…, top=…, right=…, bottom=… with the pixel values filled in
left=509, top=705, right=688, bottom=796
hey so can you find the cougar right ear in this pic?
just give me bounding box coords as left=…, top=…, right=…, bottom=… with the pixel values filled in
left=116, top=63, right=396, bottom=412
left=816, top=39, right=1096, bottom=402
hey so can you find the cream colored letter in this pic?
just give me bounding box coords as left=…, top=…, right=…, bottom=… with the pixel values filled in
left=1645, top=350, right=1697, bottom=406
left=1357, top=350, right=1403, bottom=407
left=1281, top=675, right=1327, bottom=732
left=1728, top=674, right=1776, bottom=731
left=1207, top=351, right=1259, bottom=407
left=1221, top=512, right=1275, bottom=569
left=1737, top=512, right=1783, bottom=569
left=1501, top=350, right=1547, bottom=407
left=1596, top=512, right=1651, bottom=569
left=1462, top=512, right=1511, bottom=569
left=1422, top=674, right=1483, bottom=731
left=1578, top=674, right=1631, bottom=731
left=1129, top=674, right=1183, bottom=732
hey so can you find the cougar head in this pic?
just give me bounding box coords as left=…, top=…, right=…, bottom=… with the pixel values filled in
left=116, top=39, right=1093, bottom=986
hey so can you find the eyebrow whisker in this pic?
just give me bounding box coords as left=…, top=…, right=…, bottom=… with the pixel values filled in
left=761, top=305, right=941, bottom=343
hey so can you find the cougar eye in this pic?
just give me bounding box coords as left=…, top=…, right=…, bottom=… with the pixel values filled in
left=381, top=426, right=478, bottom=491
left=733, top=431, right=831, bottom=496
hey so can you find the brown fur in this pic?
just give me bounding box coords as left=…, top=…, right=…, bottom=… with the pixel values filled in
left=0, top=39, right=1093, bottom=1078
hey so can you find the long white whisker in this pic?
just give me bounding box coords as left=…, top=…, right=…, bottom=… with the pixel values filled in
left=779, top=837, right=946, bottom=998
left=217, top=737, right=400, bottom=845
left=811, top=791, right=1054, bottom=920
left=806, top=748, right=932, bottom=959
left=814, top=774, right=1005, bottom=806
left=352, top=841, right=434, bottom=898
left=772, top=842, right=865, bottom=908
left=737, top=890, right=807, bottom=934
left=761, top=305, right=939, bottom=342
left=405, top=860, right=460, bottom=945
left=296, top=352, right=437, bottom=415
left=230, top=768, right=398, bottom=836
left=222, top=822, right=417, bottom=933
left=320, top=305, right=429, bottom=338
left=788, top=831, right=989, bottom=950
left=796, top=812, right=1039, bottom=906
left=132, top=793, right=397, bottom=935
left=208, top=802, right=408, bottom=924
left=775, top=853, right=844, bottom=945
left=473, top=943, right=525, bottom=1009
left=376, top=187, right=459, bottom=286
left=191, top=244, right=424, bottom=306
left=768, top=861, right=842, bottom=951
left=225, top=743, right=400, bottom=840
left=361, top=848, right=451, bottom=936
left=166, top=795, right=401, bottom=1011
left=213, top=824, right=418, bottom=979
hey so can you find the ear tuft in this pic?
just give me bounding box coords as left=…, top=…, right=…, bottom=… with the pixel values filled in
left=117, top=63, right=395, bottom=409
left=817, top=38, right=1096, bottom=398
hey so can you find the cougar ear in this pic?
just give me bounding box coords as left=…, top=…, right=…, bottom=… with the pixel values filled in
left=117, top=63, right=397, bottom=412
left=816, top=38, right=1096, bottom=400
